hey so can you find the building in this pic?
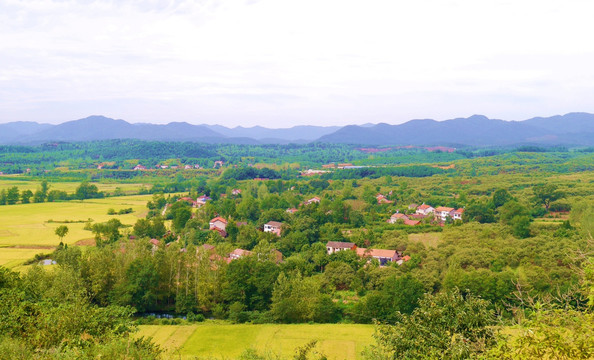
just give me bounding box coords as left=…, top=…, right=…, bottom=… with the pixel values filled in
left=416, top=204, right=435, bottom=216
left=229, top=248, right=253, bottom=260
left=232, top=189, right=242, bottom=196
left=196, top=195, right=212, bottom=207
left=452, top=208, right=465, bottom=221
left=326, top=241, right=356, bottom=255
left=389, top=213, right=409, bottom=223
left=434, top=206, right=455, bottom=222
left=356, top=248, right=400, bottom=266
left=264, top=221, right=283, bottom=236
left=209, top=217, right=228, bottom=231
left=376, top=194, right=394, bottom=204
left=304, top=197, right=321, bottom=205
left=286, top=207, right=298, bottom=214
left=133, top=164, right=146, bottom=171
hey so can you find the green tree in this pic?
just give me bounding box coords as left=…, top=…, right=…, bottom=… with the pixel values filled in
left=75, top=181, right=101, bottom=200
left=6, top=186, right=20, bottom=205
left=172, top=207, right=192, bottom=233
left=271, top=272, right=320, bottom=323
left=55, top=225, right=69, bottom=242
left=365, top=289, right=495, bottom=359
left=533, top=184, right=564, bottom=211
left=20, top=189, right=33, bottom=204
left=492, top=188, right=512, bottom=208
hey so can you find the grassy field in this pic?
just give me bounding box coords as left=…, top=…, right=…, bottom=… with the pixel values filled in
left=408, top=232, right=441, bottom=248
left=0, top=179, right=150, bottom=194
left=136, top=323, right=375, bottom=359
left=0, top=195, right=153, bottom=267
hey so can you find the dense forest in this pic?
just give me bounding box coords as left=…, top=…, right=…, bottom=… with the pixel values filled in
left=1, top=141, right=593, bottom=359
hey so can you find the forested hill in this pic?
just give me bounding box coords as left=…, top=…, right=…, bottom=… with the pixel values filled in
left=317, top=113, right=594, bottom=146
left=1, top=112, right=594, bottom=146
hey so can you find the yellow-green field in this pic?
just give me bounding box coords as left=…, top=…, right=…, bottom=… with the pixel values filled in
left=0, top=179, right=150, bottom=194
left=136, top=323, right=375, bottom=360
left=0, top=195, right=153, bottom=267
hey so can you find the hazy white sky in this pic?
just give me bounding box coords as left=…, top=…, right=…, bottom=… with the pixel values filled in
left=1, top=0, right=594, bottom=126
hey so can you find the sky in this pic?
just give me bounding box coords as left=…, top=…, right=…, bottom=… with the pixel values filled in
left=1, top=0, right=594, bottom=127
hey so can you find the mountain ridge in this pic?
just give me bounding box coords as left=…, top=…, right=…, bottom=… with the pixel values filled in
left=1, top=113, right=593, bottom=146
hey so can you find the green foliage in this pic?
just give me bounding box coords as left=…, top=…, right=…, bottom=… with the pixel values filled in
left=532, top=183, right=564, bottom=211
left=365, top=289, right=495, bottom=359
left=54, top=225, right=69, bottom=241
left=487, top=307, right=594, bottom=360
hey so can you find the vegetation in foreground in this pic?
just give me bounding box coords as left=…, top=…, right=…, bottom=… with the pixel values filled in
left=1, top=142, right=593, bottom=359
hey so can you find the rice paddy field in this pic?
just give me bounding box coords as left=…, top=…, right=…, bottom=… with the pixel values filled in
left=136, top=323, right=375, bottom=359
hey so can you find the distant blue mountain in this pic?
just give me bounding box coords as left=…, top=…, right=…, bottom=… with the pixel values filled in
left=1, top=113, right=593, bottom=146
left=316, top=113, right=594, bottom=146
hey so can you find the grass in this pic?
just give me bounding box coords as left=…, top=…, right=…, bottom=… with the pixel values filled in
left=0, top=247, right=50, bottom=268
left=136, top=323, right=375, bottom=360
left=408, top=232, right=441, bottom=248
left=0, top=179, right=150, bottom=194
left=0, top=195, right=153, bottom=266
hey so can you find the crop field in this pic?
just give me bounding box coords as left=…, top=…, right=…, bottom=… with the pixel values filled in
left=0, top=195, right=153, bottom=267
left=0, top=179, right=150, bottom=194
left=136, top=323, right=375, bottom=359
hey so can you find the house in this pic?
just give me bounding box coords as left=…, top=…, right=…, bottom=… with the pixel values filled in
left=388, top=213, right=409, bottom=224
left=304, top=196, right=321, bottom=205
left=337, top=163, right=353, bottom=169
left=160, top=165, right=168, bottom=169
left=356, top=248, right=400, bottom=266
left=232, top=189, right=242, bottom=196
left=263, top=221, right=282, bottom=236
left=229, top=248, right=253, bottom=260
left=416, top=204, right=435, bottom=216
left=184, top=165, right=193, bottom=170
left=209, top=217, right=228, bottom=231
left=133, top=164, right=146, bottom=171
left=196, top=195, right=212, bottom=207
left=326, top=241, right=356, bottom=255
left=452, top=208, right=464, bottom=221
left=286, top=207, right=298, bottom=214
left=408, top=203, right=418, bottom=210
left=322, top=163, right=336, bottom=169
left=376, top=194, right=394, bottom=204
left=213, top=160, right=224, bottom=168
left=434, top=206, right=455, bottom=222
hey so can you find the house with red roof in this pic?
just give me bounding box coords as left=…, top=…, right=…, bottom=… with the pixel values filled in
left=356, top=248, right=400, bottom=266
left=416, top=204, right=435, bottom=216
left=434, top=206, right=455, bottom=222
left=209, top=217, right=228, bottom=231
left=388, top=213, right=409, bottom=224
left=452, top=208, right=465, bottom=221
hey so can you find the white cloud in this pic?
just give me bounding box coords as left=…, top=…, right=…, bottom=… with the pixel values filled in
left=1, top=0, right=594, bottom=126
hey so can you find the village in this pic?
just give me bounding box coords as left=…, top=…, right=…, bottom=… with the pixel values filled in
left=155, top=190, right=463, bottom=268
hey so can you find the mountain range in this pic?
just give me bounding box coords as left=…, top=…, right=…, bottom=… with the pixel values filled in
left=1, top=113, right=594, bottom=147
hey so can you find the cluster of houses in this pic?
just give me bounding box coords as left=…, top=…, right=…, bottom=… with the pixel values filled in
left=132, top=161, right=228, bottom=171
left=208, top=215, right=283, bottom=238
left=326, top=241, right=410, bottom=266
left=200, top=244, right=283, bottom=264
left=388, top=203, right=464, bottom=226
